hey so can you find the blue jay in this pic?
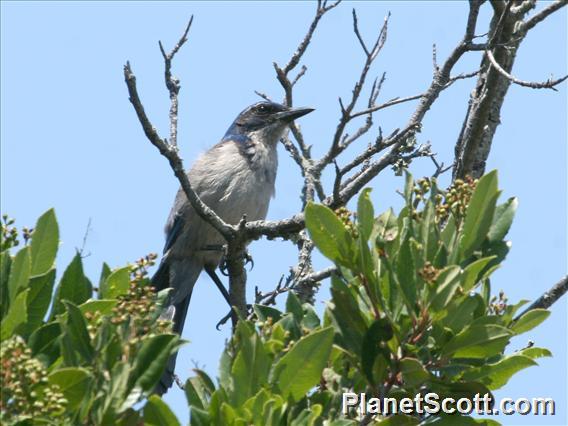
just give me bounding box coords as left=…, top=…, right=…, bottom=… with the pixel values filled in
left=152, top=101, right=313, bottom=394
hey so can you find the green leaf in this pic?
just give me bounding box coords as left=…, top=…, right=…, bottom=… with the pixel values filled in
left=305, top=202, right=354, bottom=266
left=21, top=268, right=56, bottom=334
left=0, top=289, right=28, bottom=339
left=29, top=321, right=61, bottom=363
left=289, top=405, right=323, bottom=426
left=271, top=327, right=334, bottom=401
left=285, top=291, right=303, bottom=322
left=99, top=262, right=112, bottom=287
left=429, top=266, right=461, bottom=313
left=420, top=200, right=438, bottom=262
left=361, top=318, right=393, bottom=385
left=193, top=370, right=215, bottom=399
left=48, top=367, right=92, bottom=409
left=131, top=334, right=183, bottom=392
left=254, top=304, right=282, bottom=323
left=511, top=309, right=550, bottom=335
left=301, top=305, right=321, bottom=330
left=231, top=324, right=270, bottom=405
left=144, top=395, right=181, bottom=426
left=190, top=407, right=211, bottom=426
left=488, top=197, right=518, bottom=243
left=441, top=324, right=513, bottom=359
left=29, top=209, right=59, bottom=276
left=63, top=301, right=94, bottom=363
left=396, top=235, right=417, bottom=312
left=460, top=256, right=496, bottom=293
left=403, top=172, right=414, bottom=207
left=357, top=188, right=374, bottom=241
left=185, top=376, right=211, bottom=410
left=372, top=208, right=398, bottom=244
left=518, top=346, right=552, bottom=359
left=51, top=253, right=92, bottom=318
left=0, top=252, right=11, bottom=319
left=328, top=276, right=368, bottom=353
left=442, top=294, right=481, bottom=333
left=459, top=170, right=499, bottom=259
left=377, top=414, right=419, bottom=425
left=7, top=246, right=31, bottom=302
left=421, top=416, right=499, bottom=426
left=100, top=266, right=130, bottom=299
left=79, top=299, right=118, bottom=316
left=400, top=358, right=430, bottom=387
left=461, top=354, right=537, bottom=390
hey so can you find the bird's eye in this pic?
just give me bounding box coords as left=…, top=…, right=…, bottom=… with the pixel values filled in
left=258, top=105, right=268, bottom=113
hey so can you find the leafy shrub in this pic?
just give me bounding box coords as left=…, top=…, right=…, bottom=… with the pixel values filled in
left=183, top=171, right=551, bottom=425
left=1, top=170, right=551, bottom=425
left=0, top=210, right=182, bottom=425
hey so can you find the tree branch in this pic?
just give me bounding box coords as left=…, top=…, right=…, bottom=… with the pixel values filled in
left=123, top=62, right=234, bottom=241
left=514, top=276, right=568, bottom=320
left=158, top=16, right=193, bottom=147
left=486, top=49, right=567, bottom=91
left=521, top=0, right=567, bottom=33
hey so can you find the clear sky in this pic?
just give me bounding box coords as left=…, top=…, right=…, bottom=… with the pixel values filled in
left=1, top=1, right=566, bottom=424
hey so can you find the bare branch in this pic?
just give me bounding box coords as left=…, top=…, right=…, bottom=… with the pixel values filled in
left=316, top=11, right=390, bottom=170
left=159, top=16, right=194, bottom=147
left=275, top=0, right=341, bottom=106
left=486, top=49, right=567, bottom=91
left=350, top=93, right=424, bottom=120
left=352, top=8, right=370, bottom=56
left=283, top=1, right=341, bottom=75
left=254, top=90, right=273, bottom=101
left=432, top=43, right=439, bottom=73
left=521, top=0, right=567, bottom=33
left=510, top=0, right=536, bottom=15
left=429, top=153, right=453, bottom=178
left=514, top=276, right=568, bottom=321
left=454, top=0, right=566, bottom=180
left=299, top=266, right=337, bottom=285
left=123, top=62, right=234, bottom=240
left=291, top=65, right=308, bottom=87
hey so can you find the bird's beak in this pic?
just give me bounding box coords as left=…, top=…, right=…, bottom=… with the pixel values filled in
left=275, top=107, right=315, bottom=123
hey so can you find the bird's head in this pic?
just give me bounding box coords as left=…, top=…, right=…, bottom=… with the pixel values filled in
left=224, top=101, right=314, bottom=145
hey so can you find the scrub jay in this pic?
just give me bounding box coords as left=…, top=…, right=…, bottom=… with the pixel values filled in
left=152, top=101, right=314, bottom=394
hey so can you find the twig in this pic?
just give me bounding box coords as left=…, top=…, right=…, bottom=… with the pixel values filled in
left=78, top=218, right=92, bottom=258
left=316, top=10, right=390, bottom=170
left=350, top=93, right=424, bottom=120
left=254, top=90, right=272, bottom=102
left=514, top=276, right=568, bottom=320
left=429, top=154, right=453, bottom=178
left=521, top=0, right=567, bottom=33
left=159, top=16, right=193, bottom=147
left=123, top=63, right=234, bottom=240
left=486, top=49, right=567, bottom=91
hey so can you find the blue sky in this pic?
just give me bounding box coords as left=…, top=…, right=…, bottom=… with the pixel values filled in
left=1, top=1, right=566, bottom=424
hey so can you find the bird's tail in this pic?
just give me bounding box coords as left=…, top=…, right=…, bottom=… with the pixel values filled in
left=152, top=257, right=202, bottom=395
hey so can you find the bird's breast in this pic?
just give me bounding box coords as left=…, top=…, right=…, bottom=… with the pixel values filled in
left=189, top=140, right=278, bottom=225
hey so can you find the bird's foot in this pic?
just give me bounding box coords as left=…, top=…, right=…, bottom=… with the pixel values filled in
left=244, top=251, right=254, bottom=270
left=216, top=304, right=253, bottom=330
left=220, top=249, right=254, bottom=276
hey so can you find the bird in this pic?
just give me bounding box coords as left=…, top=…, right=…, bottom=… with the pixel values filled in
left=152, top=100, right=314, bottom=394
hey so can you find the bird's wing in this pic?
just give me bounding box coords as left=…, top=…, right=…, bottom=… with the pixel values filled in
left=163, top=212, right=185, bottom=254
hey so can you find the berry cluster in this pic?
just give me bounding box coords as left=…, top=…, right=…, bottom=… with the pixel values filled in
left=418, top=261, right=440, bottom=285
left=1, top=215, right=19, bottom=251
left=434, top=176, right=477, bottom=222
left=334, top=206, right=359, bottom=238
left=0, top=337, right=67, bottom=421
left=489, top=290, right=508, bottom=315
